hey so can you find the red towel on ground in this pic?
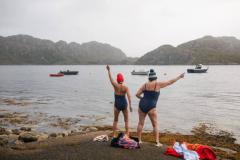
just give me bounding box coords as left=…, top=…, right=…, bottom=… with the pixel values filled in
left=164, top=143, right=217, bottom=160
left=195, top=145, right=216, bottom=160
left=164, top=147, right=182, bottom=158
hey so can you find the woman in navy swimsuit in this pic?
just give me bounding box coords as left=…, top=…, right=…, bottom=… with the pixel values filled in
left=136, top=69, right=184, bottom=147
left=106, top=65, right=132, bottom=137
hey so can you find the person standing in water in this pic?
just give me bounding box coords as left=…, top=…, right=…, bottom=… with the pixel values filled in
left=106, top=65, right=132, bottom=137
left=136, top=69, right=184, bottom=147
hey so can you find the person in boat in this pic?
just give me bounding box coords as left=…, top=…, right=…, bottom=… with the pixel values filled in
left=106, top=65, right=132, bottom=137
left=136, top=69, right=184, bottom=147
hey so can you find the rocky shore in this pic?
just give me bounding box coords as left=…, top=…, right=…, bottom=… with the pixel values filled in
left=0, top=109, right=240, bottom=160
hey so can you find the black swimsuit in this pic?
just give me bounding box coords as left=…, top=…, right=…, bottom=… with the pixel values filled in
left=114, top=94, right=127, bottom=111
left=139, top=82, right=160, bottom=113
left=114, top=85, right=128, bottom=111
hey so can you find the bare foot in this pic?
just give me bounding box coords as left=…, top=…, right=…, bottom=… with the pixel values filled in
left=155, top=142, right=163, bottom=147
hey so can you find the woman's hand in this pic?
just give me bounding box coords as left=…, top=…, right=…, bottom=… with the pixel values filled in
left=179, top=73, right=185, bottom=78
left=106, top=65, right=110, bottom=71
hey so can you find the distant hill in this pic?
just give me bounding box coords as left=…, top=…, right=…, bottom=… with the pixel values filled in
left=136, top=36, right=240, bottom=65
left=0, top=35, right=127, bottom=64
left=1, top=35, right=240, bottom=65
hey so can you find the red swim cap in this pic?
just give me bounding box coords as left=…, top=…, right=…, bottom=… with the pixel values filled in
left=117, top=73, right=124, bottom=83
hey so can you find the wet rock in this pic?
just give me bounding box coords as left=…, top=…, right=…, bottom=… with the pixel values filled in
left=0, top=127, right=7, bottom=135
left=95, top=116, right=106, bottom=121
left=12, top=129, right=21, bottom=135
left=57, top=133, right=63, bottom=138
left=49, top=133, right=57, bottom=137
left=14, top=140, right=23, bottom=145
left=9, top=117, right=24, bottom=124
left=212, top=146, right=237, bottom=154
left=61, top=131, right=69, bottom=137
left=7, top=134, right=19, bottom=147
left=0, top=113, right=13, bottom=118
left=71, top=129, right=79, bottom=134
left=18, top=132, right=38, bottom=143
left=37, top=133, right=48, bottom=142
left=0, top=134, right=8, bottom=139
left=81, top=126, right=98, bottom=132
left=50, top=118, right=70, bottom=130
left=89, top=127, right=98, bottom=132
left=81, top=127, right=89, bottom=132
left=5, top=129, right=12, bottom=135
left=69, top=129, right=80, bottom=136
left=3, top=99, right=31, bottom=106
left=8, top=134, right=19, bottom=142
left=0, top=135, right=9, bottom=146
left=20, top=127, right=31, bottom=131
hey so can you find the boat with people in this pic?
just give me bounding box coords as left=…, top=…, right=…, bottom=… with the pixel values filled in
left=131, top=70, right=149, bottom=75
left=59, top=70, right=79, bottom=75
left=49, top=73, right=64, bottom=77
left=187, top=64, right=208, bottom=73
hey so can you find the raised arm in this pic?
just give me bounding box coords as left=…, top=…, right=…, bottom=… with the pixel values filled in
left=158, top=73, right=185, bottom=89
left=126, top=87, right=132, bottom=112
left=106, top=65, right=118, bottom=88
left=136, top=84, right=145, bottom=99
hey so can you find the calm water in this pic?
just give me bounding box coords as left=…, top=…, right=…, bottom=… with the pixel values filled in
left=0, top=65, right=240, bottom=139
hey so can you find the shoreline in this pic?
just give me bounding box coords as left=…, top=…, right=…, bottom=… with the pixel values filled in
left=0, top=126, right=239, bottom=160
left=1, top=110, right=240, bottom=159
left=1, top=104, right=240, bottom=159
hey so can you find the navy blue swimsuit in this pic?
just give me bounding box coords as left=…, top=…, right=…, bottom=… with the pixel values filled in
left=114, top=94, right=128, bottom=111
left=114, top=84, right=128, bottom=111
left=139, top=83, right=160, bottom=113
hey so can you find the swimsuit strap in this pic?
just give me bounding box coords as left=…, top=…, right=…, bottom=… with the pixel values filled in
left=144, top=83, right=147, bottom=91
left=144, top=82, right=157, bottom=91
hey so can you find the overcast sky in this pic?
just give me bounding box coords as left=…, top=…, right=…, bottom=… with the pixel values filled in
left=0, top=0, right=240, bottom=57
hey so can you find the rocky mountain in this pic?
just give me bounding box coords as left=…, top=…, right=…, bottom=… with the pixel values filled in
left=1, top=35, right=240, bottom=65
left=136, top=36, right=240, bottom=65
left=0, top=35, right=127, bottom=64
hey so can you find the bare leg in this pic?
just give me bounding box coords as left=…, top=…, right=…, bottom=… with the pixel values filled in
left=148, top=108, right=162, bottom=147
left=113, top=107, right=120, bottom=137
left=137, top=108, right=147, bottom=143
left=122, top=107, right=129, bottom=136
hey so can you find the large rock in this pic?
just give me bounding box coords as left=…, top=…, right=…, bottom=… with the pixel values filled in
left=8, top=134, right=19, bottom=142
left=37, top=133, right=48, bottom=142
left=18, top=132, right=38, bottom=142
left=0, top=135, right=8, bottom=146
left=0, top=113, right=13, bottom=118
left=12, top=129, right=21, bottom=135
left=88, top=127, right=98, bottom=132
left=0, top=127, right=7, bottom=135
left=20, top=127, right=31, bottom=132
left=49, top=133, right=57, bottom=137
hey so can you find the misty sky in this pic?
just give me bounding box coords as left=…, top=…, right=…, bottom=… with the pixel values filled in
left=0, top=0, right=240, bottom=57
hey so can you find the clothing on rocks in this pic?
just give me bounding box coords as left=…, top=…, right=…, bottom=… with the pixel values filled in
left=111, top=132, right=140, bottom=149
left=164, top=142, right=216, bottom=160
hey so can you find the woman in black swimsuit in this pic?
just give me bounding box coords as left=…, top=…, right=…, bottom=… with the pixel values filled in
left=136, top=69, right=184, bottom=147
left=106, top=65, right=132, bottom=137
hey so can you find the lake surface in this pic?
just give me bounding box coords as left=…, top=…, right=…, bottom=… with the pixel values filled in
left=0, top=65, right=240, bottom=140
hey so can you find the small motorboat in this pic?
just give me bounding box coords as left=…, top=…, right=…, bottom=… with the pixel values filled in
left=49, top=73, right=64, bottom=77
left=59, top=70, right=79, bottom=75
left=131, top=70, right=149, bottom=75
left=187, top=64, right=208, bottom=73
